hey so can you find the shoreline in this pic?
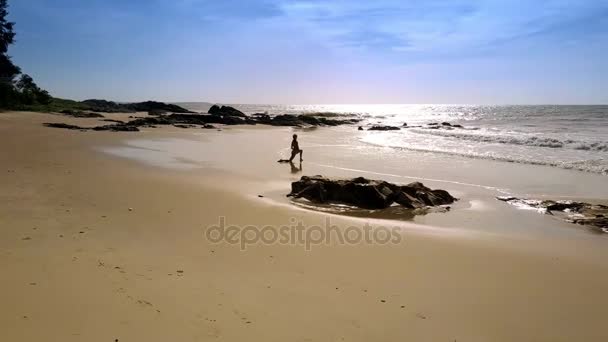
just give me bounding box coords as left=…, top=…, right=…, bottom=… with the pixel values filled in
left=2, top=111, right=608, bottom=341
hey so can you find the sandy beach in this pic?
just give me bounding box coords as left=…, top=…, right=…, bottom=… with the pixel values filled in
left=2, top=111, right=608, bottom=342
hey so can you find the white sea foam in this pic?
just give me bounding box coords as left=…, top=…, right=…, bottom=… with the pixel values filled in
left=406, top=128, right=608, bottom=151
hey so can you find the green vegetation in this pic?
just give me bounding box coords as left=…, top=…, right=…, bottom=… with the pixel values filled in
left=0, top=0, right=55, bottom=110
left=7, top=96, right=93, bottom=112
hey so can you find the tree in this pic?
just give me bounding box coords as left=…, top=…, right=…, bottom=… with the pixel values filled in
left=35, top=89, right=52, bottom=104
left=15, top=73, right=34, bottom=91
left=0, top=0, right=52, bottom=109
left=15, top=74, right=40, bottom=104
left=0, top=0, right=19, bottom=83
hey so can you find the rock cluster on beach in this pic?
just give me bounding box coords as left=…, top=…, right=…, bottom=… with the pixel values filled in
left=43, top=101, right=479, bottom=134
left=44, top=104, right=361, bottom=132
left=497, top=197, right=608, bottom=233
left=288, top=176, right=456, bottom=210
left=361, top=122, right=466, bottom=131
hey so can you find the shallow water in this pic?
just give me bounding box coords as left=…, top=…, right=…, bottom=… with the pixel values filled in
left=99, top=125, right=608, bottom=240
left=180, top=104, right=608, bottom=175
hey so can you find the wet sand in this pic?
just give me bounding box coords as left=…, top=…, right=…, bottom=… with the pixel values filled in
left=2, top=111, right=608, bottom=341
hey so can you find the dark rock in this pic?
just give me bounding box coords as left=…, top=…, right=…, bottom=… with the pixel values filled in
left=288, top=176, right=456, bottom=210
left=148, top=109, right=167, bottom=116
left=425, top=122, right=466, bottom=130
left=402, top=123, right=408, bottom=127
left=60, top=109, right=104, bottom=118
left=45, top=122, right=138, bottom=132
left=318, top=117, right=358, bottom=126
left=368, top=125, right=401, bottom=131
left=44, top=123, right=87, bottom=130
left=252, top=113, right=272, bottom=123
left=101, top=119, right=125, bottom=124
left=208, top=105, right=221, bottom=114
left=92, top=124, right=140, bottom=132
left=81, top=99, right=133, bottom=113
left=358, top=126, right=364, bottom=131
left=126, top=101, right=193, bottom=113
left=298, top=115, right=321, bottom=126
left=296, top=115, right=353, bottom=126
left=126, top=116, right=174, bottom=126
left=45, top=109, right=361, bottom=132
left=497, top=197, right=608, bottom=232
left=270, top=114, right=303, bottom=127
left=256, top=114, right=360, bottom=127
left=166, top=113, right=251, bottom=126
left=208, top=105, right=246, bottom=117
left=173, top=124, right=194, bottom=129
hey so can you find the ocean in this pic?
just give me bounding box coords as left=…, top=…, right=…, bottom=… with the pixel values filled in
left=180, top=103, right=608, bottom=175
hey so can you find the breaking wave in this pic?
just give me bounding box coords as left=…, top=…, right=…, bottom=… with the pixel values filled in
left=408, top=128, right=608, bottom=152
left=360, top=135, right=608, bottom=175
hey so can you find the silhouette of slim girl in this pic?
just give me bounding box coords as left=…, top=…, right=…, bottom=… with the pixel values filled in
left=289, top=134, right=303, bottom=162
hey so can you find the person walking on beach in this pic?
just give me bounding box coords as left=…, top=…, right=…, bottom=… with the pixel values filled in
left=289, top=134, right=303, bottom=162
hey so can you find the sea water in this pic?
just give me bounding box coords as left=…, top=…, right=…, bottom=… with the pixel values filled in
left=180, top=104, right=608, bottom=176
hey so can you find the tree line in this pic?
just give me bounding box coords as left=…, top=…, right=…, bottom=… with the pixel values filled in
left=0, top=0, right=51, bottom=109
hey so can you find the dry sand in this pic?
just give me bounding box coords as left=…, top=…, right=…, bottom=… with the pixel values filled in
left=1, top=111, right=608, bottom=341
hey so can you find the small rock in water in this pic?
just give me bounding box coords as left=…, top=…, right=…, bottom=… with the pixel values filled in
left=368, top=125, right=400, bottom=131
left=497, top=196, right=608, bottom=232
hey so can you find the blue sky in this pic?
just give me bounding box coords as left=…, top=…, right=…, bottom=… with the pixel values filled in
left=8, top=0, right=608, bottom=104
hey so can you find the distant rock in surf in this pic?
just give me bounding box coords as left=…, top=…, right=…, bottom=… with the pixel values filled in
left=497, top=196, right=608, bottom=233
left=426, top=122, right=464, bottom=129
left=368, top=125, right=401, bottom=131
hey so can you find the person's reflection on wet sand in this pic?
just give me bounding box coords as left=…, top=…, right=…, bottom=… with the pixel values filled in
left=289, top=161, right=302, bottom=174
